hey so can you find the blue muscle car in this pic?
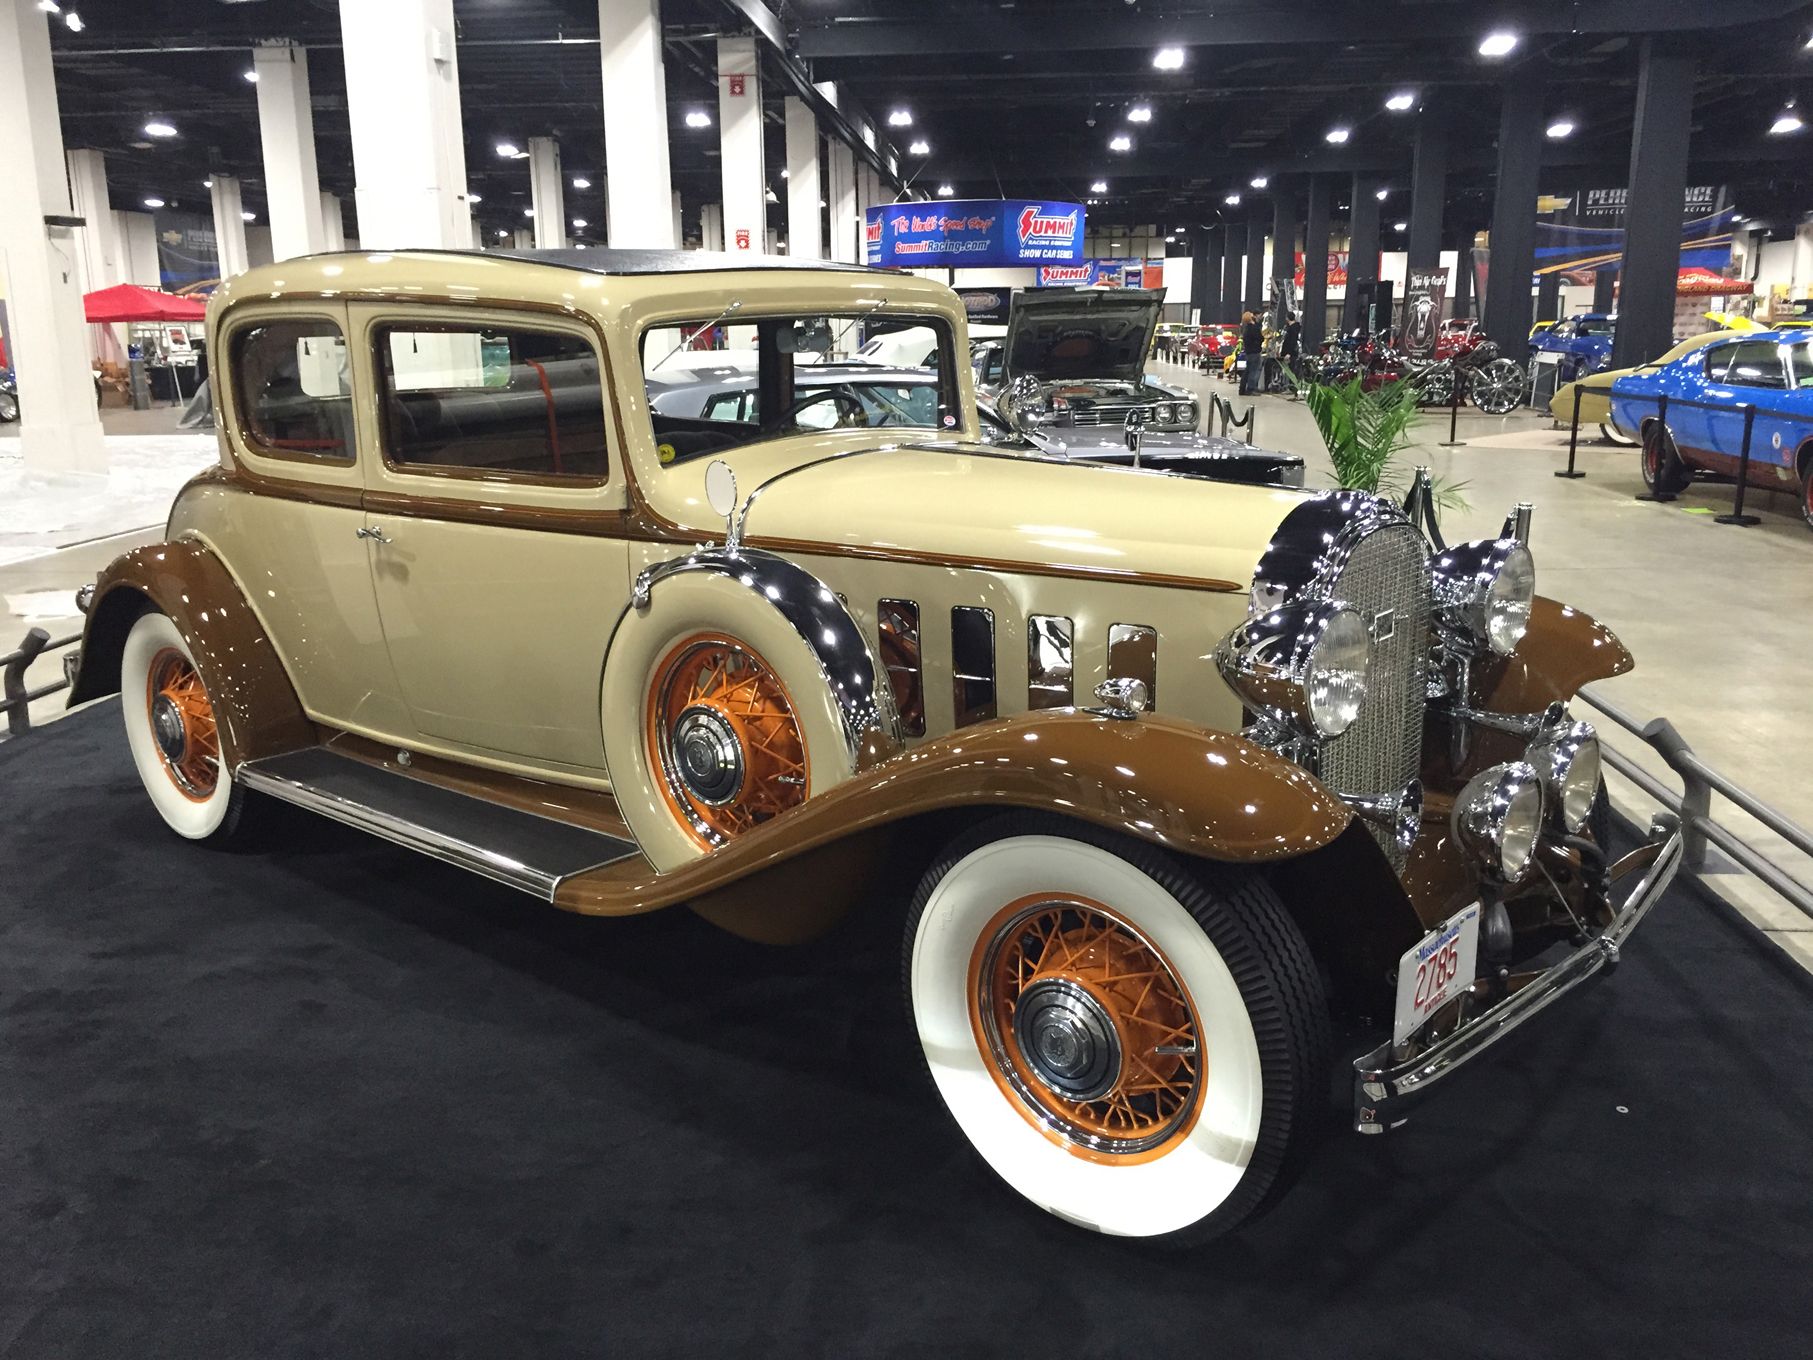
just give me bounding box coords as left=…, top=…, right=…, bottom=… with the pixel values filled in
left=1609, top=329, right=1813, bottom=530
left=1530, top=313, right=1618, bottom=380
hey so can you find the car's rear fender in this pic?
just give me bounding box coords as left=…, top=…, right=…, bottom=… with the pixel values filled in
left=67, top=540, right=313, bottom=770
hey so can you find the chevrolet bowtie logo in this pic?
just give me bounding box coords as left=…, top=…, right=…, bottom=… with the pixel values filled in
left=1369, top=608, right=1398, bottom=643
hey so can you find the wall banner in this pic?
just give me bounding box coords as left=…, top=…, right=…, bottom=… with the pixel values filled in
left=865, top=199, right=1085, bottom=269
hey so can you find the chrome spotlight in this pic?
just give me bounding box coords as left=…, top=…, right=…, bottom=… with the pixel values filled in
left=1527, top=718, right=1601, bottom=833
left=1452, top=760, right=1545, bottom=883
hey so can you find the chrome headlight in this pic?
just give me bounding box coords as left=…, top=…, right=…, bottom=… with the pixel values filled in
left=1214, top=600, right=1372, bottom=739
left=1452, top=761, right=1545, bottom=883
left=1431, top=539, right=1534, bottom=656
left=1181, top=399, right=1198, bottom=428
left=1527, top=718, right=1601, bottom=833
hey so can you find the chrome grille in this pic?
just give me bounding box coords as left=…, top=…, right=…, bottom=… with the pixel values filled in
left=1070, top=403, right=1139, bottom=426
left=1319, top=522, right=1430, bottom=866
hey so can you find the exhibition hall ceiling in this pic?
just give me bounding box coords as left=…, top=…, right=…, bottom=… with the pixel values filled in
left=39, top=0, right=1813, bottom=243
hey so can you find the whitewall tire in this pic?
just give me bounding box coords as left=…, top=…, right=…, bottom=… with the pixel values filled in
left=120, top=611, right=246, bottom=841
left=904, top=814, right=1329, bottom=1244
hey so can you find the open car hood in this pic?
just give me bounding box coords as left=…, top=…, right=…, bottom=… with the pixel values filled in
left=1003, top=287, right=1163, bottom=384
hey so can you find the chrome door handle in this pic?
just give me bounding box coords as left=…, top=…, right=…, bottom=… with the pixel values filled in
left=355, top=525, right=391, bottom=544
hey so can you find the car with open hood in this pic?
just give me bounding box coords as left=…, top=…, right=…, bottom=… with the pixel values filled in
left=65, top=247, right=1680, bottom=1247
left=974, top=286, right=1200, bottom=432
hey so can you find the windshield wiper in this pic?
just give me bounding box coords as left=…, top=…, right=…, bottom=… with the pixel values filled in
left=654, top=300, right=742, bottom=370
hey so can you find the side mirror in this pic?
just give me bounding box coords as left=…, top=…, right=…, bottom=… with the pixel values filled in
left=704, top=459, right=741, bottom=552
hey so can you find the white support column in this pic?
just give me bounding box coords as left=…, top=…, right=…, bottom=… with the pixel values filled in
left=0, top=0, right=105, bottom=473
left=701, top=204, right=724, bottom=253
left=600, top=0, right=676, bottom=249
left=784, top=98, right=822, bottom=260
left=252, top=42, right=327, bottom=260
left=318, top=191, right=345, bottom=252
left=528, top=137, right=566, bottom=250
left=715, top=36, right=763, bottom=255
left=671, top=189, right=682, bottom=249
left=339, top=0, right=473, bottom=250
left=826, top=138, right=857, bottom=263
left=512, top=227, right=534, bottom=250
left=210, top=176, right=250, bottom=277
left=66, top=148, right=124, bottom=364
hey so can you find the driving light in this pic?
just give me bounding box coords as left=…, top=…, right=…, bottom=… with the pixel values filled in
left=1527, top=719, right=1601, bottom=833
left=1453, top=761, right=1545, bottom=883
left=1431, top=539, right=1534, bottom=656
left=1214, top=601, right=1373, bottom=739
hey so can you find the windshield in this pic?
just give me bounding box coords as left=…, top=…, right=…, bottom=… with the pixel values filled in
left=640, top=310, right=959, bottom=465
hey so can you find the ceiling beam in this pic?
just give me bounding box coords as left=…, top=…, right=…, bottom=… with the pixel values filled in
left=797, top=1, right=1808, bottom=58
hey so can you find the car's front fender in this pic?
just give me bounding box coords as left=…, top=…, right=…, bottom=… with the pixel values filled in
left=1473, top=595, right=1633, bottom=714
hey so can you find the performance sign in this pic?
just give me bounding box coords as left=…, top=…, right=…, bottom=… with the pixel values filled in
left=865, top=199, right=1085, bottom=269
left=1536, top=185, right=1736, bottom=283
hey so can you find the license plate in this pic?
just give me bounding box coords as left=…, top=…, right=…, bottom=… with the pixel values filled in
left=1393, top=905, right=1481, bottom=1046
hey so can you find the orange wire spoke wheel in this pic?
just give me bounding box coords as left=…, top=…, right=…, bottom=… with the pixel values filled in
left=145, top=647, right=220, bottom=801
left=970, top=895, right=1203, bottom=1162
left=647, top=634, right=809, bottom=849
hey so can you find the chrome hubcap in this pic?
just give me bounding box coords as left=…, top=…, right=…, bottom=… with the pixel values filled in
left=151, top=693, right=188, bottom=763
left=671, top=704, right=744, bottom=806
left=1012, top=977, right=1123, bottom=1102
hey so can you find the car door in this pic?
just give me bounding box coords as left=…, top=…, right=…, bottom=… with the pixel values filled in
left=202, top=302, right=413, bottom=737
left=1674, top=341, right=1739, bottom=461
left=1715, top=340, right=1792, bottom=469
left=347, top=303, right=631, bottom=776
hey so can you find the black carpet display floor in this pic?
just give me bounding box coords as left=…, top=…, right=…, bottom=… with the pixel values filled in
left=3, top=708, right=1810, bottom=1357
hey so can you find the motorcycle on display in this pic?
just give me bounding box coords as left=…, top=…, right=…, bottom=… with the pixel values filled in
left=1370, top=338, right=1528, bottom=415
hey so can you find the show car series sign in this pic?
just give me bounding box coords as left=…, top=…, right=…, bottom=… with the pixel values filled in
left=864, top=198, right=1085, bottom=269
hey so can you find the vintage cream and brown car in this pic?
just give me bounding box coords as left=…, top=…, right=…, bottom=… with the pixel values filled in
left=67, top=248, right=1681, bottom=1245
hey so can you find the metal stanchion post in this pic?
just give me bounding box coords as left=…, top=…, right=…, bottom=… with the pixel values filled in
left=1438, top=367, right=1463, bottom=447
left=1715, top=405, right=1763, bottom=527
left=1556, top=383, right=1586, bottom=478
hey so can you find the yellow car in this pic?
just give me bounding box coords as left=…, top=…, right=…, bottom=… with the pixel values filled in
left=1550, top=330, right=1732, bottom=444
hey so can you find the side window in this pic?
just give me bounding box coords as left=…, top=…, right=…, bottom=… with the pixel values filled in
left=1703, top=346, right=1738, bottom=383
left=376, top=322, right=609, bottom=481
left=1725, top=342, right=1788, bottom=390
left=232, top=318, right=353, bottom=461
left=1790, top=343, right=1813, bottom=389
left=702, top=391, right=752, bottom=423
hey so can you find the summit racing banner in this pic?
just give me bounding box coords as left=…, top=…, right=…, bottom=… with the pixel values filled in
left=865, top=198, right=1085, bottom=269
left=1036, top=258, right=1164, bottom=288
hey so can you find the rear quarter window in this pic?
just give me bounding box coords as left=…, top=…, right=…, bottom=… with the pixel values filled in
left=231, top=318, right=354, bottom=462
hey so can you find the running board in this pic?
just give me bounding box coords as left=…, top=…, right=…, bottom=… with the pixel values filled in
left=237, top=747, right=642, bottom=901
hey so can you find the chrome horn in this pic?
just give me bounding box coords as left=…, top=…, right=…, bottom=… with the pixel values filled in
left=1338, top=778, right=1425, bottom=854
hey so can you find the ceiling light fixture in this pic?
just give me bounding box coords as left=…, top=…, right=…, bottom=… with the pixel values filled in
left=908, top=139, right=930, bottom=155
left=63, top=9, right=82, bottom=30
left=1393, top=221, right=1407, bottom=231
left=143, top=197, right=165, bottom=209
left=497, top=229, right=508, bottom=239
left=1385, top=91, right=1416, bottom=111
left=244, top=69, right=258, bottom=83
left=468, top=192, right=482, bottom=203
left=1153, top=46, right=1185, bottom=70
left=572, top=176, right=591, bottom=189
left=1224, top=192, right=1241, bottom=206
left=144, top=120, right=177, bottom=138
left=38, top=2, right=61, bottom=13
left=685, top=109, right=712, bottom=129
left=495, top=141, right=520, bottom=157
left=1087, top=180, right=1106, bottom=193
left=937, top=183, right=954, bottom=196
left=1127, top=104, right=1152, bottom=122
left=1546, top=119, right=1575, bottom=139
left=1478, top=30, right=1519, bottom=57
left=1375, top=187, right=1389, bottom=200
left=523, top=207, right=535, bottom=217
left=242, top=211, right=255, bottom=222
left=1109, top=133, right=1132, bottom=151
left=888, top=109, right=913, bottom=126
left=1325, top=125, right=1350, bottom=144
left=572, top=217, right=587, bottom=228
left=1250, top=175, right=1268, bottom=189
left=1769, top=102, right=1803, bottom=135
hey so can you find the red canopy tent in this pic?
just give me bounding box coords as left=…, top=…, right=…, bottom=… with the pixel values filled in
left=83, top=283, right=208, bottom=324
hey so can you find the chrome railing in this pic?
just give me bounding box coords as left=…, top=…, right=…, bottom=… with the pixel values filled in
left=1, top=626, right=80, bottom=739
left=1577, top=683, right=1813, bottom=920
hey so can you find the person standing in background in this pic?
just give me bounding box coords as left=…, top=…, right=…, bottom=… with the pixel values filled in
left=1239, top=311, right=1263, bottom=395
left=1280, top=312, right=1303, bottom=383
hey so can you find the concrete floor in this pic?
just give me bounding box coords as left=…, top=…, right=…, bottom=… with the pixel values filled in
left=4, top=375, right=1808, bottom=966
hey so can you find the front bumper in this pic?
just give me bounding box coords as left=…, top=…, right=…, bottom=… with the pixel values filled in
left=1353, top=813, right=1684, bottom=1134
